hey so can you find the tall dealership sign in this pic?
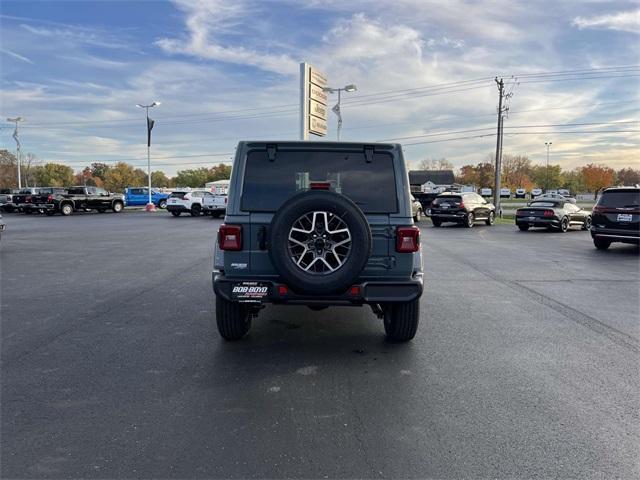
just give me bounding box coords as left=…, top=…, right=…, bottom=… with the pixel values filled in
left=300, top=62, right=327, bottom=139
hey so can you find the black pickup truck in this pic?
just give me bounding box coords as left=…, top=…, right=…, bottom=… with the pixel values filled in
left=21, top=187, right=67, bottom=214
left=47, top=186, right=125, bottom=216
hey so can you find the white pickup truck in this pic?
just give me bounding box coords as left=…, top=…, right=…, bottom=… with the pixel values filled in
left=203, top=193, right=227, bottom=218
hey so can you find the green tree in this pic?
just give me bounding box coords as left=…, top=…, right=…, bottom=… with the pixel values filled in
left=35, top=163, right=75, bottom=187
left=90, top=162, right=111, bottom=181
left=530, top=164, right=563, bottom=190
left=150, top=170, right=170, bottom=187
left=173, top=167, right=210, bottom=188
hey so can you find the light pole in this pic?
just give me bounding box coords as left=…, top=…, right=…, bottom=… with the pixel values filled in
left=545, top=141, right=552, bottom=192
left=7, top=117, right=23, bottom=189
left=136, top=101, right=160, bottom=211
left=323, top=84, right=357, bottom=141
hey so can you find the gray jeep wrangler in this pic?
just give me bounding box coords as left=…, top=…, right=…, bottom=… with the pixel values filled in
left=212, top=141, right=423, bottom=341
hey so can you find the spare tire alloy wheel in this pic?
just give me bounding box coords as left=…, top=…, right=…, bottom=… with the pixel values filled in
left=269, top=191, right=372, bottom=295
left=288, top=211, right=352, bottom=275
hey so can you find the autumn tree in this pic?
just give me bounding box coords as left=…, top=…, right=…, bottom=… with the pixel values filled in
left=0, top=150, right=18, bottom=188
left=34, top=163, right=75, bottom=187
left=104, top=162, right=139, bottom=193
left=581, top=164, right=615, bottom=199
left=501, top=154, right=532, bottom=189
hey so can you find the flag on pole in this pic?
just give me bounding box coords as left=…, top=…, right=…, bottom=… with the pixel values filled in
left=332, top=103, right=342, bottom=128
left=12, top=127, right=21, bottom=149
left=147, top=117, right=155, bottom=147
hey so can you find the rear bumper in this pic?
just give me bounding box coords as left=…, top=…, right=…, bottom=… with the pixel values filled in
left=166, top=205, right=190, bottom=213
left=213, top=272, right=424, bottom=305
left=22, top=203, right=55, bottom=212
left=516, top=217, right=560, bottom=228
left=591, top=228, right=639, bottom=244
left=203, top=205, right=225, bottom=212
left=430, top=211, right=465, bottom=220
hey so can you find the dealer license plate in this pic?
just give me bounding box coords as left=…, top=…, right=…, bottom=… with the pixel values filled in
left=231, top=282, right=270, bottom=303
left=617, top=213, right=633, bottom=222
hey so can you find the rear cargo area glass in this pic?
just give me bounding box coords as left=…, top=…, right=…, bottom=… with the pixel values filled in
left=241, top=150, right=398, bottom=213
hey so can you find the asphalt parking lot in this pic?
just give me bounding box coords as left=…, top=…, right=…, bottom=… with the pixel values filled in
left=2, top=212, right=638, bottom=479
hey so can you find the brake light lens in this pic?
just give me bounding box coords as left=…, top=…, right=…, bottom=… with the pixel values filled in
left=458, top=200, right=465, bottom=209
left=47, top=195, right=54, bottom=202
left=396, top=226, right=420, bottom=253
left=224, top=197, right=228, bottom=204
left=310, top=182, right=331, bottom=190
left=218, top=224, right=242, bottom=250
left=543, top=210, right=554, bottom=217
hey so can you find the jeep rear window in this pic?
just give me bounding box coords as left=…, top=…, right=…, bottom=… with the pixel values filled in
left=241, top=149, right=398, bottom=213
left=598, top=190, right=639, bottom=207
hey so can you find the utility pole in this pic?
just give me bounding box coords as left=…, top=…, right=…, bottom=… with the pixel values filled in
left=7, top=117, right=23, bottom=189
left=545, top=142, right=552, bottom=192
left=493, top=78, right=504, bottom=214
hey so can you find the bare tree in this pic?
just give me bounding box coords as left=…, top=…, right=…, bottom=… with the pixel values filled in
left=417, top=157, right=453, bottom=170
left=22, top=153, right=41, bottom=187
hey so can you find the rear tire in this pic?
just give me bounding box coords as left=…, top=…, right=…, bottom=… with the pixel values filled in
left=171, top=211, right=181, bottom=217
left=593, top=238, right=611, bottom=250
left=112, top=201, right=124, bottom=213
left=190, top=204, right=202, bottom=217
left=518, top=224, right=529, bottom=231
left=582, top=216, right=592, bottom=231
left=559, top=217, right=569, bottom=232
left=465, top=212, right=475, bottom=228
left=216, top=296, right=251, bottom=341
left=384, top=299, right=420, bottom=342
left=60, top=203, right=73, bottom=216
left=432, top=218, right=441, bottom=227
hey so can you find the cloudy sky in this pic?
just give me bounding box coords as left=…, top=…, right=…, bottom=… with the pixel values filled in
left=0, top=0, right=638, bottom=175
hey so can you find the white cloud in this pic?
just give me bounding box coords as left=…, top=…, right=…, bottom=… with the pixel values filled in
left=156, top=0, right=297, bottom=74
left=573, top=10, right=640, bottom=34
left=0, top=48, right=34, bottom=64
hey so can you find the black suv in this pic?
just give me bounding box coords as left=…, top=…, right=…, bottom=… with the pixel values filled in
left=213, top=141, right=423, bottom=342
left=429, top=192, right=496, bottom=227
left=591, top=186, right=639, bottom=250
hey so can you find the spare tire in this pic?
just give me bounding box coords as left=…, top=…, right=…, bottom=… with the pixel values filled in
left=268, top=190, right=372, bottom=295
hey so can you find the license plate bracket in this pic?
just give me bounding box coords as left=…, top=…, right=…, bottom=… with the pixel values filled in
left=231, top=282, right=270, bottom=303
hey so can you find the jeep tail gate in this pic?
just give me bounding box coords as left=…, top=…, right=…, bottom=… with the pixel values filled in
left=214, top=141, right=423, bottom=342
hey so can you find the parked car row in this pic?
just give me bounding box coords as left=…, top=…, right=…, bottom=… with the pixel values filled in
left=478, top=187, right=572, bottom=199
left=425, top=186, right=639, bottom=250
left=0, top=186, right=125, bottom=215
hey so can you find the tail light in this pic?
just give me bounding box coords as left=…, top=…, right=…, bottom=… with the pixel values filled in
left=543, top=210, right=554, bottom=217
left=516, top=209, right=525, bottom=216
left=458, top=200, right=465, bottom=209
left=224, top=197, right=228, bottom=204
left=47, top=195, right=54, bottom=202
left=593, top=205, right=615, bottom=213
left=310, top=182, right=331, bottom=190
left=396, top=226, right=420, bottom=253
left=218, top=224, right=242, bottom=251
left=26, top=195, right=32, bottom=203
